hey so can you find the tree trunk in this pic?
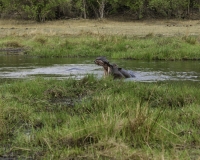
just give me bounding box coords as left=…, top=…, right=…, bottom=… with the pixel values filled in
left=83, top=0, right=87, bottom=19
left=36, top=6, right=42, bottom=22
left=187, top=0, right=190, bottom=15
left=97, top=0, right=106, bottom=19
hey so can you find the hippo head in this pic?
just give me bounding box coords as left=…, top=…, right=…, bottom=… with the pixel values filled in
left=94, top=57, right=110, bottom=71
left=94, top=56, right=110, bottom=67
left=94, top=57, right=112, bottom=76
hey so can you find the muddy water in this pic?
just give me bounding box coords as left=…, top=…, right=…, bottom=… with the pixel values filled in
left=0, top=55, right=200, bottom=82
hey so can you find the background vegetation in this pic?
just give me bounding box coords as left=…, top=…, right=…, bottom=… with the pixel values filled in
left=0, top=0, right=200, bottom=21
left=1, top=33, right=200, bottom=60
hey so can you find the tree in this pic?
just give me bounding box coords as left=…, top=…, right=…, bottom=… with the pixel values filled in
left=0, top=0, right=25, bottom=18
left=97, top=0, right=107, bottom=19
left=22, top=0, right=68, bottom=22
left=86, top=0, right=108, bottom=19
left=0, top=0, right=200, bottom=20
left=72, top=0, right=87, bottom=19
left=148, top=0, right=189, bottom=18
left=108, top=0, right=144, bottom=19
left=0, top=0, right=68, bottom=22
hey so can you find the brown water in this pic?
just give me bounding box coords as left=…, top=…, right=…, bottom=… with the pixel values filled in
left=0, top=55, right=200, bottom=82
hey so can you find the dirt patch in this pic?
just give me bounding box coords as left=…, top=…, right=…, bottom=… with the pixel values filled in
left=0, top=19, right=200, bottom=37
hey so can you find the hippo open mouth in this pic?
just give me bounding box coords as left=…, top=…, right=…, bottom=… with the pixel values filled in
left=94, top=57, right=110, bottom=66
left=94, top=59, right=106, bottom=66
left=94, top=57, right=111, bottom=77
left=94, top=56, right=135, bottom=79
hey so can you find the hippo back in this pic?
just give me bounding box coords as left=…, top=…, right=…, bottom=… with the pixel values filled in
left=119, top=68, right=135, bottom=78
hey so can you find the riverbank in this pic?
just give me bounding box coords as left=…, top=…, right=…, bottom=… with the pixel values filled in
left=0, top=77, right=200, bottom=159
left=0, top=19, right=200, bottom=60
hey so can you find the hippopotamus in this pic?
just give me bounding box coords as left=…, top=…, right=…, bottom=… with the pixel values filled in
left=94, top=56, right=135, bottom=79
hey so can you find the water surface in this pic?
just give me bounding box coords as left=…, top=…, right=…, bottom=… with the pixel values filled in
left=0, top=55, right=199, bottom=82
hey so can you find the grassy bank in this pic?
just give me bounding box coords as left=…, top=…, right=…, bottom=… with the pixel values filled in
left=0, top=34, right=200, bottom=60
left=0, top=76, right=200, bottom=159
left=0, top=33, right=200, bottom=60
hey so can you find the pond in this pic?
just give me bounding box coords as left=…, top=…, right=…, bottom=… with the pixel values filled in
left=0, top=55, right=200, bottom=82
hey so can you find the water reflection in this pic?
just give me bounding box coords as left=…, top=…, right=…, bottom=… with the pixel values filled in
left=0, top=55, right=199, bottom=82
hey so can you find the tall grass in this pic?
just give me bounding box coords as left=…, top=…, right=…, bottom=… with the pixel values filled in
left=0, top=76, right=200, bottom=159
left=0, top=34, right=200, bottom=60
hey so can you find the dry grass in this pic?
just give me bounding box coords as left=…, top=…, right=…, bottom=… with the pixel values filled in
left=0, top=19, right=200, bottom=37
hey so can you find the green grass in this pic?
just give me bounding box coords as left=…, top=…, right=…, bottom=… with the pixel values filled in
left=0, top=34, right=200, bottom=60
left=0, top=76, right=200, bottom=159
